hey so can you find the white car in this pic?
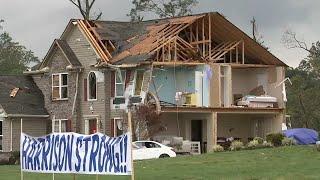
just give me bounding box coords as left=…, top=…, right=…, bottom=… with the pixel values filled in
left=132, top=141, right=176, bottom=160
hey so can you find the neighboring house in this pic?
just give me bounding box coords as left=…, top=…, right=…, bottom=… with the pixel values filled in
left=24, top=12, right=288, bottom=152
left=0, top=76, right=48, bottom=152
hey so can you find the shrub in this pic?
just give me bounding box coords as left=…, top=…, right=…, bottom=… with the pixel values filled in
left=230, top=141, right=244, bottom=151
left=262, top=141, right=273, bottom=148
left=253, top=137, right=264, bottom=144
left=266, top=133, right=285, bottom=147
left=212, top=145, right=224, bottom=152
left=281, top=137, right=296, bottom=146
left=247, top=140, right=260, bottom=149
left=316, top=141, right=320, bottom=152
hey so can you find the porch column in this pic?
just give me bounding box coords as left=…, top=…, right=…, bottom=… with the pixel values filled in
left=207, top=112, right=217, bottom=152
left=274, top=112, right=284, bottom=133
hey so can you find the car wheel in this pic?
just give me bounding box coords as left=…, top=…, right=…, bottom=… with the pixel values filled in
left=159, top=154, right=170, bottom=158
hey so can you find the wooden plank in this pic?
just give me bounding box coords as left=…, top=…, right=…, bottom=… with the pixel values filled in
left=208, top=13, right=212, bottom=61
left=84, top=21, right=112, bottom=59
left=242, top=40, right=245, bottom=64
left=77, top=20, right=109, bottom=61
left=202, top=17, right=205, bottom=57
left=152, top=62, right=204, bottom=66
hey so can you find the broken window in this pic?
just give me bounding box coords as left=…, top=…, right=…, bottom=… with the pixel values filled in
left=134, top=70, right=144, bottom=96
left=52, top=73, right=68, bottom=100
left=88, top=72, right=97, bottom=100
left=115, top=71, right=126, bottom=97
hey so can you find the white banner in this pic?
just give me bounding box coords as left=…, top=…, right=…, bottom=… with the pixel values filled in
left=20, top=132, right=131, bottom=175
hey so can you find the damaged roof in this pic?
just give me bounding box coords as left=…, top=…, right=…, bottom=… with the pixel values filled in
left=0, top=76, right=48, bottom=116
left=84, top=12, right=286, bottom=66
left=91, top=14, right=204, bottom=64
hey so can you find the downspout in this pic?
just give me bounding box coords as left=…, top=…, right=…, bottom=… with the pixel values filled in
left=10, top=119, right=12, bottom=151
left=71, top=71, right=80, bottom=131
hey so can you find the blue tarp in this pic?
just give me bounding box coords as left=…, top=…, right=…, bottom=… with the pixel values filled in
left=283, top=128, right=319, bottom=145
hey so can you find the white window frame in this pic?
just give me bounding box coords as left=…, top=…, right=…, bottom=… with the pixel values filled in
left=0, top=119, right=3, bottom=151
left=115, top=70, right=126, bottom=98
left=88, top=71, right=98, bottom=101
left=113, top=118, right=124, bottom=137
left=52, top=119, right=68, bottom=133
left=133, top=70, right=144, bottom=97
left=84, top=117, right=99, bottom=135
left=52, top=73, right=68, bottom=100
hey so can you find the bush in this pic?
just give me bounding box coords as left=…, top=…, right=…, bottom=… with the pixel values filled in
left=212, top=145, right=224, bottom=152
left=316, top=141, right=320, bottom=152
left=230, top=141, right=244, bottom=151
left=253, top=137, right=264, bottom=144
left=281, top=137, right=296, bottom=146
left=247, top=140, right=260, bottom=149
left=266, top=133, right=285, bottom=147
left=262, top=141, right=273, bottom=148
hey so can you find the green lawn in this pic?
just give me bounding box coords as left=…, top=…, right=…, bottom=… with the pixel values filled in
left=1, top=146, right=320, bottom=180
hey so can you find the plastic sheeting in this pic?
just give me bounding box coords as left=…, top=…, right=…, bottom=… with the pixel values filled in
left=283, top=128, right=319, bottom=145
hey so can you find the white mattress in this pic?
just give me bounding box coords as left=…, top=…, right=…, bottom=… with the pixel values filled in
left=237, top=95, right=277, bottom=107
left=242, top=95, right=277, bottom=102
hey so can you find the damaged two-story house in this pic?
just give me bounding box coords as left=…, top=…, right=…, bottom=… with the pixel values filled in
left=21, top=12, right=287, bottom=153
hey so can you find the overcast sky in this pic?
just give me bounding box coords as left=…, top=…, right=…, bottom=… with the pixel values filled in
left=1, top=0, right=319, bottom=67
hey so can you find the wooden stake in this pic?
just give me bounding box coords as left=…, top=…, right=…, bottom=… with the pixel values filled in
left=127, top=109, right=135, bottom=180
left=20, top=118, right=23, bottom=180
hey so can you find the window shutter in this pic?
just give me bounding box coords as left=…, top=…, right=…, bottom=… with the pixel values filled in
left=67, top=119, right=72, bottom=132
left=110, top=119, right=114, bottom=137
left=111, top=71, right=115, bottom=97
left=84, top=78, right=87, bottom=101
left=125, top=70, right=131, bottom=88
left=84, top=120, right=89, bottom=135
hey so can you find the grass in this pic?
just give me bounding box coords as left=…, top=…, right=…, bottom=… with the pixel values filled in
left=1, top=146, right=320, bottom=180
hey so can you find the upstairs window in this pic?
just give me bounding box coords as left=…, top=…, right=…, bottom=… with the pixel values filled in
left=88, top=72, right=97, bottom=100
left=52, top=73, right=68, bottom=100
left=115, top=71, right=126, bottom=97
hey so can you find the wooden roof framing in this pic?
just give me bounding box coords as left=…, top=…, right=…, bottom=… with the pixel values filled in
left=47, top=12, right=287, bottom=68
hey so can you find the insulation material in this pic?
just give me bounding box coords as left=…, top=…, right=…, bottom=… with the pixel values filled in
left=10, top=88, right=19, bottom=98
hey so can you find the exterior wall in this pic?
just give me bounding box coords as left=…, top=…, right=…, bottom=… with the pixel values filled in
left=64, top=25, right=108, bottom=134
left=32, top=48, right=77, bottom=132
left=2, top=118, right=47, bottom=152
left=32, top=25, right=112, bottom=135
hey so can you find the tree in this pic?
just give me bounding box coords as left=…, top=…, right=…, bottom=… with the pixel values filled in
left=69, top=0, right=102, bottom=20
left=282, top=30, right=320, bottom=130
left=282, top=29, right=311, bottom=53
left=122, top=104, right=164, bottom=141
left=128, top=0, right=198, bottom=22
left=0, top=21, right=39, bottom=75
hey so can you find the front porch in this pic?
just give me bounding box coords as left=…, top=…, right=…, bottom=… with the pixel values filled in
left=155, top=107, right=284, bottom=153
